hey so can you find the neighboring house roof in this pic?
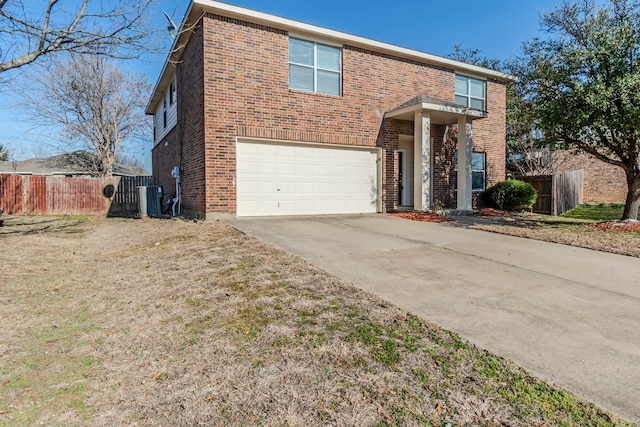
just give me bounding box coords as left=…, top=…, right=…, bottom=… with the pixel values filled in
left=147, top=0, right=515, bottom=115
left=0, top=152, right=150, bottom=176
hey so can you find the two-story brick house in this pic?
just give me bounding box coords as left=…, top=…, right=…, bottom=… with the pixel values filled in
left=147, top=0, right=512, bottom=219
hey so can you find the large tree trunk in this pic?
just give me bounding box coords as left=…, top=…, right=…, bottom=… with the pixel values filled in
left=622, top=172, right=640, bottom=220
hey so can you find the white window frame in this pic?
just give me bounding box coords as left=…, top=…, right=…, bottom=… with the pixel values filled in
left=454, top=151, right=486, bottom=192
left=289, top=38, right=342, bottom=96
left=154, top=77, right=178, bottom=146
left=169, top=79, right=176, bottom=105
left=163, top=96, right=167, bottom=128
left=455, top=74, right=486, bottom=111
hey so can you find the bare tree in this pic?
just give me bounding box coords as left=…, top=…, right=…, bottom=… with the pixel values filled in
left=24, top=55, right=151, bottom=177
left=506, top=143, right=554, bottom=177
left=116, top=151, right=147, bottom=173
left=0, top=0, right=156, bottom=74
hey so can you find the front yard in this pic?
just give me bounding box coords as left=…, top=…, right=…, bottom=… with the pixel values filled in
left=0, top=215, right=634, bottom=426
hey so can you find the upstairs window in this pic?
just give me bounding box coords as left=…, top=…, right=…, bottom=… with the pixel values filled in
left=289, top=38, right=341, bottom=96
left=455, top=75, right=485, bottom=111
left=169, top=79, right=176, bottom=105
left=163, top=97, right=167, bottom=128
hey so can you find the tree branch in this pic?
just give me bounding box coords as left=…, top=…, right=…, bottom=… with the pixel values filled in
left=558, top=132, right=626, bottom=168
left=0, top=0, right=157, bottom=73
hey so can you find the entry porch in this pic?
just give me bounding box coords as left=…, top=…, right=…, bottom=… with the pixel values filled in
left=385, top=95, right=487, bottom=212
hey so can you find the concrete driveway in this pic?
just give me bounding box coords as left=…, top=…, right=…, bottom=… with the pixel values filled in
left=227, top=214, right=640, bottom=423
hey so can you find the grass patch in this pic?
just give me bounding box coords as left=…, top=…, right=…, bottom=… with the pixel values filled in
left=473, top=352, right=624, bottom=425
left=228, top=306, right=273, bottom=338
left=563, top=203, right=630, bottom=221
left=0, top=304, right=98, bottom=425
left=412, top=367, right=430, bottom=385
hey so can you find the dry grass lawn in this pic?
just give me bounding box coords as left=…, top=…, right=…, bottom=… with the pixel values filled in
left=0, top=215, right=634, bottom=426
left=464, top=214, right=640, bottom=258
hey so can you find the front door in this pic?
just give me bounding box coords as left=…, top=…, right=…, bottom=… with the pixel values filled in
left=398, top=137, right=415, bottom=208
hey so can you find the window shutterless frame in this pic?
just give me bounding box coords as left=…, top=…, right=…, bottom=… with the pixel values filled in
left=454, top=151, right=486, bottom=191
left=289, top=38, right=341, bottom=96
left=455, top=75, right=486, bottom=111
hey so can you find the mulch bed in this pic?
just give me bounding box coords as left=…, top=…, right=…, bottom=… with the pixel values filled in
left=391, top=208, right=640, bottom=236
left=389, top=208, right=515, bottom=223
left=589, top=220, right=640, bottom=234
left=388, top=211, right=454, bottom=223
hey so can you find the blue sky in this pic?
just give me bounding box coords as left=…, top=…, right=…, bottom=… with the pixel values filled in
left=0, top=0, right=562, bottom=170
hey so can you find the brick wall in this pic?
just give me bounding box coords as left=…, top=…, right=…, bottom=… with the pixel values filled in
left=377, top=119, right=413, bottom=211
left=481, top=79, right=507, bottom=189
left=151, top=125, right=178, bottom=196
left=154, top=12, right=507, bottom=217
left=153, top=22, right=207, bottom=218
left=432, top=125, right=454, bottom=207
left=553, top=151, right=627, bottom=203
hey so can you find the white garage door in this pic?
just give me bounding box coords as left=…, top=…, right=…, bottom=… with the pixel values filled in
left=237, top=141, right=379, bottom=217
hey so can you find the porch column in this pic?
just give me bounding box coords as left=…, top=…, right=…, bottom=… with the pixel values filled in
left=414, top=111, right=431, bottom=211
left=457, top=116, right=473, bottom=211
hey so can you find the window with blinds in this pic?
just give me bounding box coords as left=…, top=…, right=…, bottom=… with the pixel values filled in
left=289, top=38, right=341, bottom=96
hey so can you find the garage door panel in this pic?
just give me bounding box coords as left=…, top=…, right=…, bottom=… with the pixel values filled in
left=238, top=142, right=258, bottom=154
left=297, top=182, right=314, bottom=193
left=314, top=182, right=331, bottom=193
left=237, top=181, right=258, bottom=193
left=297, top=200, right=314, bottom=211
left=314, top=164, right=330, bottom=175
left=278, top=162, right=297, bottom=175
left=313, top=148, right=331, bottom=159
left=258, top=144, right=278, bottom=155
left=279, top=181, right=297, bottom=192
left=258, top=200, right=279, bottom=213
left=330, top=166, right=346, bottom=177
left=259, top=161, right=279, bottom=175
left=296, top=163, right=314, bottom=175
left=259, top=181, right=278, bottom=193
left=237, top=141, right=378, bottom=217
left=237, top=159, right=258, bottom=174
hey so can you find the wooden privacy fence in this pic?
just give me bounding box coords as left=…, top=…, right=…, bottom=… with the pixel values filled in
left=111, top=175, right=153, bottom=215
left=519, top=170, right=584, bottom=216
left=0, top=174, right=152, bottom=216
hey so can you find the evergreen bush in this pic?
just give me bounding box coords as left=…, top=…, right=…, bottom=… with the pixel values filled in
left=485, top=180, right=537, bottom=211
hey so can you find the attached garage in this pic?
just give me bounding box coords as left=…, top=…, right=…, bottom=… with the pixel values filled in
left=236, top=140, right=380, bottom=217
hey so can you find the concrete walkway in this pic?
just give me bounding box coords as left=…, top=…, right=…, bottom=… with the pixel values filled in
left=227, top=214, right=640, bottom=423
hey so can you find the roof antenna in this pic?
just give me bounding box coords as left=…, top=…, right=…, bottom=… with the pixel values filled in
left=163, top=11, right=177, bottom=40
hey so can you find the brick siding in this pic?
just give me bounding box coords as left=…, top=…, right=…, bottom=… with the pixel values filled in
left=553, top=151, right=627, bottom=204
left=152, top=12, right=508, bottom=217
left=153, top=22, right=207, bottom=218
